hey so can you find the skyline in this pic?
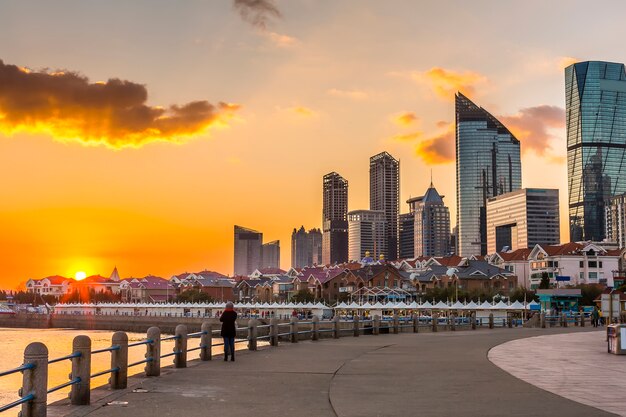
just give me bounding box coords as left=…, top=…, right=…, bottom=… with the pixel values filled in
left=2, top=0, right=626, bottom=287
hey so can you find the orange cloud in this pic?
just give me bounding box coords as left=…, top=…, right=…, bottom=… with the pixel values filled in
left=392, top=131, right=422, bottom=141
left=286, top=106, right=317, bottom=117
left=393, top=112, right=418, bottom=126
left=500, top=105, right=565, bottom=156
left=558, top=56, right=579, bottom=69
left=414, top=123, right=455, bottom=164
left=327, top=88, right=368, bottom=100
left=0, top=60, right=238, bottom=149
left=265, top=31, right=299, bottom=48
left=412, top=67, right=487, bottom=101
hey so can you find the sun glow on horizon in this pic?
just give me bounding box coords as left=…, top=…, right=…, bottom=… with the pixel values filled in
left=74, top=271, right=87, bottom=281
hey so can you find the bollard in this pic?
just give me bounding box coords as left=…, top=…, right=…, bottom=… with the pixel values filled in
left=432, top=313, right=438, bottom=332
left=21, top=342, right=48, bottom=417
left=412, top=314, right=419, bottom=333
left=540, top=312, right=546, bottom=328
left=269, top=318, right=278, bottom=346
left=580, top=313, right=585, bottom=328
left=70, top=335, right=91, bottom=405
left=174, top=324, right=188, bottom=368
left=353, top=315, right=360, bottom=337
left=333, top=315, right=340, bottom=339
left=146, top=327, right=161, bottom=377
left=248, top=319, right=258, bottom=351
left=110, top=332, right=128, bottom=389
left=488, top=313, right=494, bottom=329
left=450, top=315, right=456, bottom=331
left=508, top=315, right=513, bottom=328
left=200, top=322, right=212, bottom=361
left=373, top=315, right=380, bottom=335
left=471, top=312, right=476, bottom=330
left=312, top=315, right=320, bottom=341
left=393, top=314, right=399, bottom=334
left=290, top=316, right=299, bottom=343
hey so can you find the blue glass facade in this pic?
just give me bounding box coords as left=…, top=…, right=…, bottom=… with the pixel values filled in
left=455, top=93, right=522, bottom=256
left=566, top=61, right=626, bottom=242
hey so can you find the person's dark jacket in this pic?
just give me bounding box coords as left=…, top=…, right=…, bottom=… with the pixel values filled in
left=220, top=310, right=238, bottom=338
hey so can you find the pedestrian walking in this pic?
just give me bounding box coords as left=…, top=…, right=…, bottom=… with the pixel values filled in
left=220, top=301, right=237, bottom=362
left=591, top=307, right=599, bottom=327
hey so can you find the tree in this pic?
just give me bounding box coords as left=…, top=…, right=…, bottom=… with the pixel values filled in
left=291, top=289, right=315, bottom=303
left=174, top=289, right=214, bottom=303
left=508, top=287, right=538, bottom=303
left=569, top=284, right=603, bottom=306
left=539, top=272, right=551, bottom=289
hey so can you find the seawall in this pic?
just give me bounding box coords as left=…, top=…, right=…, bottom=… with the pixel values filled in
left=0, top=313, right=261, bottom=334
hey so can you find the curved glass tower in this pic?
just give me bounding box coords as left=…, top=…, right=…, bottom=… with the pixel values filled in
left=455, top=93, right=522, bottom=256
left=565, top=61, right=626, bottom=242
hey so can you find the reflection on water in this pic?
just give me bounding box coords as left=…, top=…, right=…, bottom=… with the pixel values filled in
left=0, top=327, right=223, bottom=417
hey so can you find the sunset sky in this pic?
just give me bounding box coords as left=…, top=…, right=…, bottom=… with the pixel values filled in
left=1, top=0, right=625, bottom=288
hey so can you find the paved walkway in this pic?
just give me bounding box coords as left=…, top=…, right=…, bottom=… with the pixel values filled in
left=489, top=330, right=626, bottom=417
left=49, top=327, right=619, bottom=417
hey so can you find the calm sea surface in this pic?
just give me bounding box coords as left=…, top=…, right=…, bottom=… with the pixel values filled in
left=0, top=327, right=212, bottom=417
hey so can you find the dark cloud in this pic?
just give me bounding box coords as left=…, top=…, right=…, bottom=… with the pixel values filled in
left=0, top=60, right=238, bottom=149
left=500, top=105, right=565, bottom=156
left=233, top=0, right=281, bottom=29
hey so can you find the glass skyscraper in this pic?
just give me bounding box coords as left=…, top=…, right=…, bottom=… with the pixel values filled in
left=565, top=61, right=626, bottom=242
left=455, top=93, right=522, bottom=257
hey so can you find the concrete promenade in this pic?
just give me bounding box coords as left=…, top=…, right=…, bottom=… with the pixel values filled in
left=50, top=327, right=618, bottom=417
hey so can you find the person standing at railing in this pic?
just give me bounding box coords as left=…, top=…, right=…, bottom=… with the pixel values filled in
left=220, top=302, right=237, bottom=362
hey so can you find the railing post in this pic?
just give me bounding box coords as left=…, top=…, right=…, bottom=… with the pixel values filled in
left=200, top=321, right=212, bottom=361
left=580, top=313, right=585, bottom=327
left=290, top=316, right=298, bottom=343
left=21, top=342, right=48, bottom=417
left=412, top=314, right=419, bottom=333
left=174, top=324, right=188, bottom=368
left=540, top=312, right=546, bottom=328
left=353, top=315, right=360, bottom=337
left=432, top=312, right=438, bottom=332
left=333, top=315, right=340, bottom=339
left=146, top=327, right=161, bottom=376
left=70, top=335, right=91, bottom=405
left=488, top=313, right=494, bottom=329
left=373, top=315, right=380, bottom=335
left=248, top=319, right=258, bottom=351
left=393, top=314, right=399, bottom=334
left=471, top=312, right=476, bottom=330
left=269, top=318, right=278, bottom=346
left=312, top=315, right=320, bottom=341
left=110, top=331, right=128, bottom=389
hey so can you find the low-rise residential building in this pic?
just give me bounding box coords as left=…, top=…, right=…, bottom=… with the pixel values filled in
left=25, top=276, right=73, bottom=297
left=170, top=270, right=235, bottom=301
left=119, top=276, right=175, bottom=303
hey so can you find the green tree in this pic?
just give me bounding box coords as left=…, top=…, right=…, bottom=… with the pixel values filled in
left=174, top=289, right=214, bottom=303
left=539, top=272, right=551, bottom=289
left=508, top=287, right=538, bottom=303
left=291, top=289, right=315, bottom=303
left=568, top=284, right=603, bottom=306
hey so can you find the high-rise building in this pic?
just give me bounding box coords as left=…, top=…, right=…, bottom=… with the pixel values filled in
left=291, top=226, right=323, bottom=268
left=606, top=193, right=626, bottom=248
left=370, top=151, right=400, bottom=260
left=455, top=92, right=522, bottom=257
left=234, top=225, right=263, bottom=276
left=398, top=213, right=415, bottom=259
left=322, top=172, right=349, bottom=265
left=408, top=183, right=451, bottom=257
left=348, top=210, right=386, bottom=261
left=486, top=188, right=560, bottom=253
left=566, top=61, right=626, bottom=242
left=261, top=240, right=280, bottom=269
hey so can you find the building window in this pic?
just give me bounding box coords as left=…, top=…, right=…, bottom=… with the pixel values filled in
left=599, top=261, right=603, bottom=268
left=579, top=261, right=584, bottom=268
left=588, top=261, right=597, bottom=268
left=588, top=272, right=598, bottom=280
left=579, top=272, right=584, bottom=280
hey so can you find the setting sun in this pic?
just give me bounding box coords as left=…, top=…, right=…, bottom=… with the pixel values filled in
left=74, top=271, right=87, bottom=281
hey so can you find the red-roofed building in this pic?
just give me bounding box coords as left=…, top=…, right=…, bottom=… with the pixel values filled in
left=26, top=276, right=73, bottom=297
left=119, top=275, right=175, bottom=303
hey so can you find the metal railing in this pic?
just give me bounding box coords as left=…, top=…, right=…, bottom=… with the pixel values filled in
left=1, top=310, right=563, bottom=416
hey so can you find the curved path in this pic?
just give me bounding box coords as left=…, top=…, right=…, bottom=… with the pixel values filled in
left=50, top=327, right=616, bottom=417
left=489, top=331, right=626, bottom=417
